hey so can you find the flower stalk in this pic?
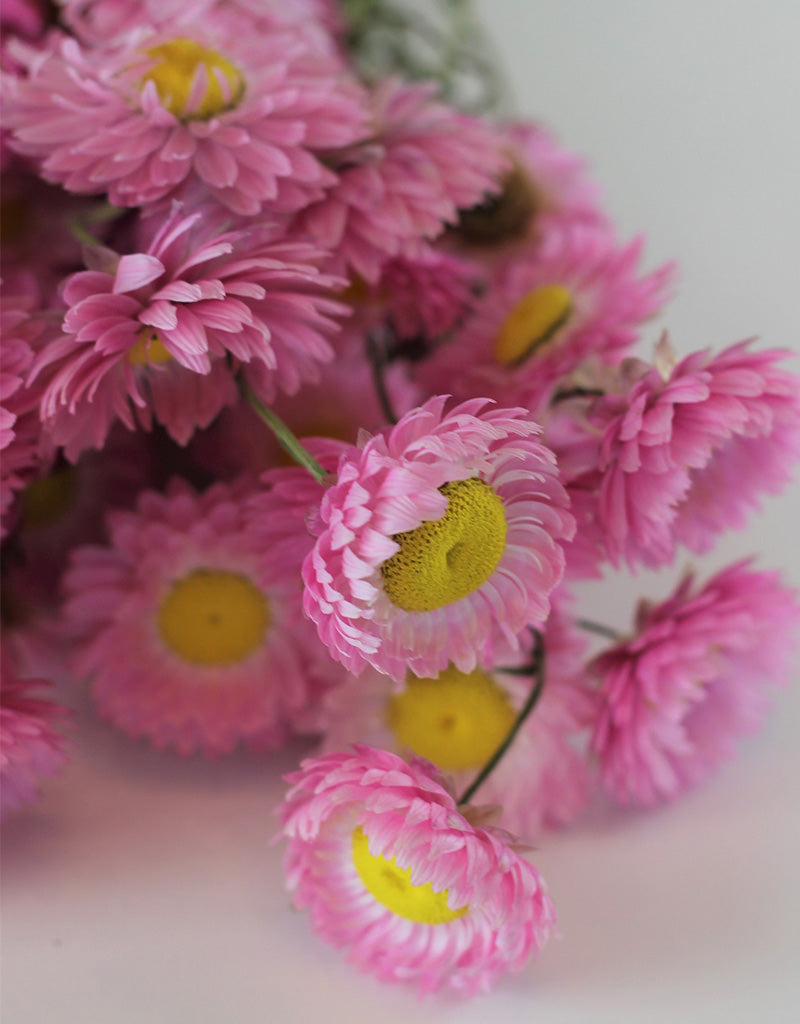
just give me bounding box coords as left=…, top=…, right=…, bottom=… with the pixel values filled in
left=457, top=629, right=545, bottom=806
left=240, top=380, right=328, bottom=484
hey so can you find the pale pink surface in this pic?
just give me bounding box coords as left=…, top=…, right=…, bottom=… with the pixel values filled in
left=419, top=228, right=673, bottom=415
left=590, top=561, right=799, bottom=807
left=0, top=651, right=68, bottom=817
left=293, top=79, right=508, bottom=283
left=302, top=396, right=575, bottom=681
left=278, top=745, right=555, bottom=996
left=5, top=23, right=367, bottom=214
left=35, top=206, right=345, bottom=457
left=314, top=593, right=597, bottom=841
left=584, top=341, right=800, bottom=568
left=61, top=478, right=322, bottom=756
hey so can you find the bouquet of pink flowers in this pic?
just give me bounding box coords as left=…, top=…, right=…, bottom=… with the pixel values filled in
left=2, top=0, right=799, bottom=999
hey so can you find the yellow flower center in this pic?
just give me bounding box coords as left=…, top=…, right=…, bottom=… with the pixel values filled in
left=351, top=826, right=468, bottom=924
left=21, top=468, right=76, bottom=529
left=142, top=38, right=244, bottom=120
left=157, top=569, right=270, bottom=666
left=128, top=329, right=173, bottom=367
left=494, top=284, right=573, bottom=366
left=387, top=666, right=516, bottom=771
left=380, top=478, right=507, bottom=613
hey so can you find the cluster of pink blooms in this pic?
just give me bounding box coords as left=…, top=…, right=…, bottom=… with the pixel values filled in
left=2, top=0, right=799, bottom=999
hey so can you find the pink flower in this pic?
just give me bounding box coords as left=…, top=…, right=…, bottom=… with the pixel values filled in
left=375, top=246, right=479, bottom=343
left=293, top=79, right=508, bottom=283
left=35, top=206, right=345, bottom=458
left=590, top=562, right=799, bottom=806
left=449, top=120, right=611, bottom=255
left=314, top=594, right=597, bottom=840
left=5, top=23, right=367, bottom=214
left=302, top=396, right=575, bottom=681
left=418, top=229, right=673, bottom=414
left=62, top=478, right=323, bottom=756
left=1, top=651, right=68, bottom=817
left=278, top=745, right=555, bottom=996
left=587, top=340, right=800, bottom=567
left=1, top=290, right=48, bottom=536
left=60, top=0, right=344, bottom=51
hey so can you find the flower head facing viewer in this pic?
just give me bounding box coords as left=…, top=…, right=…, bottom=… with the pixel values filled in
left=301, top=396, right=575, bottom=681
left=278, top=745, right=555, bottom=996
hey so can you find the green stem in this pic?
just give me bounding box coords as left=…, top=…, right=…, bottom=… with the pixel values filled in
left=240, top=381, right=328, bottom=484
left=575, top=617, right=621, bottom=642
left=457, top=631, right=545, bottom=806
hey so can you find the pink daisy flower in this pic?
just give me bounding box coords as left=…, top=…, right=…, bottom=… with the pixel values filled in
left=62, top=477, right=322, bottom=756
left=314, top=595, right=596, bottom=840
left=590, top=562, right=799, bottom=807
left=418, top=229, right=674, bottom=414
left=278, top=745, right=555, bottom=996
left=59, top=0, right=344, bottom=52
left=302, top=395, right=575, bottom=681
left=586, top=340, right=800, bottom=567
left=375, top=246, right=479, bottom=344
left=1, top=651, right=68, bottom=817
left=1, top=290, right=50, bottom=537
left=293, top=79, right=508, bottom=283
left=5, top=22, right=367, bottom=214
left=449, top=120, right=611, bottom=255
left=35, top=205, right=346, bottom=459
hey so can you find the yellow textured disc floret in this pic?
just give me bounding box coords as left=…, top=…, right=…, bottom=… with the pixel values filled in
left=128, top=328, right=173, bottom=367
left=142, top=38, right=244, bottom=120
left=387, top=666, right=517, bottom=771
left=494, top=283, right=573, bottom=366
left=352, top=826, right=468, bottom=924
left=158, top=569, right=270, bottom=666
left=380, top=478, right=507, bottom=613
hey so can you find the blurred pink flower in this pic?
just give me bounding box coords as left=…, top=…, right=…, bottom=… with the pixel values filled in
left=418, top=229, right=673, bottom=414
left=1, top=651, right=68, bottom=817
left=448, top=120, right=612, bottom=258
left=589, top=340, right=800, bottom=567
left=62, top=477, right=324, bottom=755
left=293, top=79, right=508, bottom=283
left=590, top=562, right=799, bottom=806
left=278, top=745, right=555, bottom=996
left=1, top=290, right=49, bottom=536
left=59, top=0, right=344, bottom=51
left=5, top=23, right=367, bottom=213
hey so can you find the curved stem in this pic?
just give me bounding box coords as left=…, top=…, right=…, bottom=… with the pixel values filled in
left=575, top=617, right=622, bottom=642
left=457, top=631, right=545, bottom=806
left=240, top=381, right=328, bottom=484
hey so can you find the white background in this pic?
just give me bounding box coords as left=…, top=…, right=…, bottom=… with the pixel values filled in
left=3, top=2, right=799, bottom=1022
